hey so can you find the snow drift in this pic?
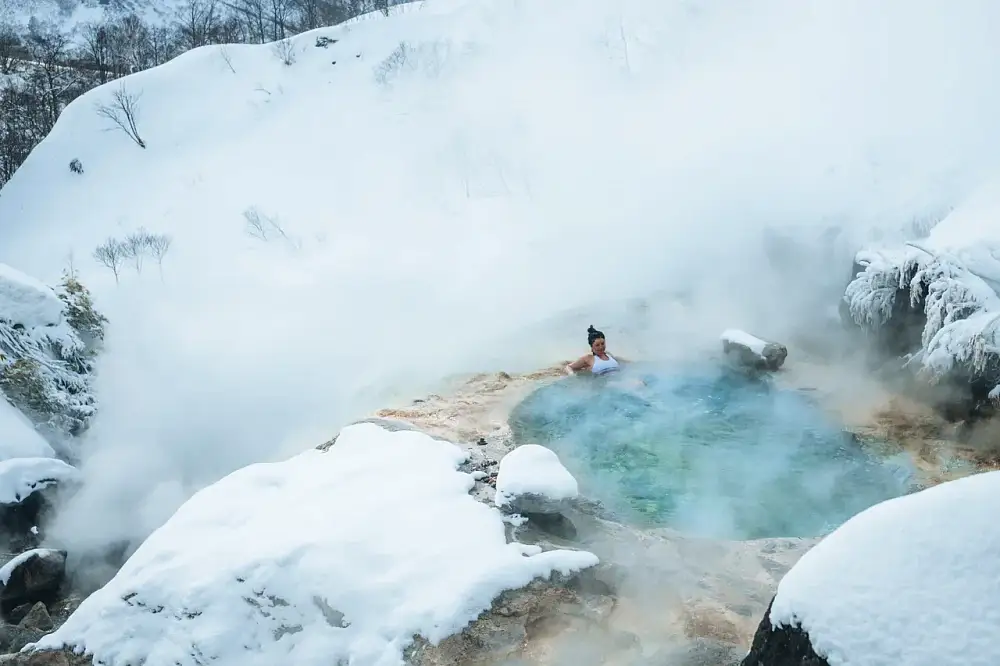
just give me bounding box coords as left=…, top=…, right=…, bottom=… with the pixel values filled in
left=4, top=0, right=1000, bottom=552
left=764, top=470, right=1000, bottom=666
left=29, top=423, right=598, bottom=666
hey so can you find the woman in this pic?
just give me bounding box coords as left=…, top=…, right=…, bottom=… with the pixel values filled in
left=566, top=325, right=622, bottom=376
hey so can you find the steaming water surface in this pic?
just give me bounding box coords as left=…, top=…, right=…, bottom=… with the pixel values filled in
left=509, top=363, right=916, bottom=540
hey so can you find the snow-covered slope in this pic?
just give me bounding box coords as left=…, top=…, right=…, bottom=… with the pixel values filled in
left=30, top=423, right=597, bottom=666
left=769, top=470, right=1000, bottom=666
left=5, top=0, right=1000, bottom=551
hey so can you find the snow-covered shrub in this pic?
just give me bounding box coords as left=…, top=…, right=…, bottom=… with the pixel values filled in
left=844, top=242, right=1000, bottom=414
left=57, top=271, right=107, bottom=346
left=68, top=158, right=83, bottom=174
left=0, top=266, right=105, bottom=438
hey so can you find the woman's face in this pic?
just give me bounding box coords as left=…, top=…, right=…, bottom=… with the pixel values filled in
left=591, top=337, right=606, bottom=354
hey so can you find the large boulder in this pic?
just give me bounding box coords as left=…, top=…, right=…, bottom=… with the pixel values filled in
left=721, top=330, right=788, bottom=372
left=0, top=550, right=66, bottom=618
left=742, top=471, right=1000, bottom=666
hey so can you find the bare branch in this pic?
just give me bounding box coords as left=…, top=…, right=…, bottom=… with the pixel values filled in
left=96, top=84, right=147, bottom=148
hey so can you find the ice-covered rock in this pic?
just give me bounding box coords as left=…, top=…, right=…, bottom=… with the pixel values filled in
left=24, top=423, right=597, bottom=666
left=494, top=444, right=579, bottom=515
left=721, top=329, right=788, bottom=371
left=742, top=471, right=1000, bottom=666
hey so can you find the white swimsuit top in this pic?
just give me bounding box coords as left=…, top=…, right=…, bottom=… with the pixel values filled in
left=592, top=353, right=620, bottom=375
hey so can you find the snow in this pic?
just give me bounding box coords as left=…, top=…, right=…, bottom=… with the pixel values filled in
left=0, top=263, right=64, bottom=329
left=0, top=400, right=56, bottom=461
left=770, top=470, right=1000, bottom=666
left=0, top=456, right=79, bottom=504
left=3, top=0, right=1000, bottom=555
left=0, top=548, right=63, bottom=585
left=31, top=423, right=598, bottom=665
left=494, top=444, right=578, bottom=508
left=721, top=329, right=768, bottom=356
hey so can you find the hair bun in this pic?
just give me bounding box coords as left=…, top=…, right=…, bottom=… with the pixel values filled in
left=587, top=324, right=596, bottom=333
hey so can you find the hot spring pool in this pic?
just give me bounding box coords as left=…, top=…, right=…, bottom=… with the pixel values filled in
left=508, top=364, right=916, bottom=540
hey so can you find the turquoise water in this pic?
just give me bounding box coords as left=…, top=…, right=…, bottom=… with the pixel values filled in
left=508, top=363, right=916, bottom=539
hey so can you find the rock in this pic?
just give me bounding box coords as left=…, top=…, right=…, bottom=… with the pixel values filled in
left=18, top=602, right=53, bottom=632
left=739, top=600, right=827, bottom=666
left=0, top=649, right=92, bottom=665
left=494, top=445, right=579, bottom=516
left=642, top=638, right=745, bottom=666
left=405, top=573, right=620, bottom=666
left=0, top=602, right=52, bottom=654
left=0, top=550, right=66, bottom=617
left=721, top=330, right=787, bottom=372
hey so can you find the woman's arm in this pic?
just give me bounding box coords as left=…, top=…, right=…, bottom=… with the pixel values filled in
left=565, top=355, right=591, bottom=375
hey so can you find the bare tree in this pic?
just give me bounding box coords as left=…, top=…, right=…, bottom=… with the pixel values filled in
left=93, top=238, right=126, bottom=283
left=143, top=232, right=173, bottom=280
left=0, top=23, right=20, bottom=75
left=123, top=228, right=155, bottom=272
left=244, top=206, right=292, bottom=243
left=96, top=84, right=147, bottom=148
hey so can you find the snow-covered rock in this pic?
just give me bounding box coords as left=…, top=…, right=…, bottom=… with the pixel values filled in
left=721, top=329, right=788, bottom=372
left=0, top=549, right=67, bottom=617
left=743, top=470, right=1000, bottom=666
left=494, top=444, right=579, bottom=515
left=26, top=423, right=598, bottom=666
left=0, top=458, right=79, bottom=504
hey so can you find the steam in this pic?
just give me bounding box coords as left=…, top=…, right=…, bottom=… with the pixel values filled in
left=16, top=0, right=1000, bottom=579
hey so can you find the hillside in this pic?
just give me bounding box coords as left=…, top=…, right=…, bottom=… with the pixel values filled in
left=2, top=0, right=1000, bottom=559
left=0, top=0, right=174, bottom=32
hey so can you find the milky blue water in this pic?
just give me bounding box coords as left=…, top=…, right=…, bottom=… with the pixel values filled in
left=508, top=363, right=916, bottom=539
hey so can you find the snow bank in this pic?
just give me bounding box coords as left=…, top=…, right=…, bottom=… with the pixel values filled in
left=0, top=400, right=56, bottom=461
left=0, top=263, right=63, bottom=329
left=0, top=457, right=79, bottom=504
left=721, top=329, right=768, bottom=355
left=770, top=470, right=1000, bottom=666
left=32, top=423, right=598, bottom=665
left=494, top=444, right=579, bottom=508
